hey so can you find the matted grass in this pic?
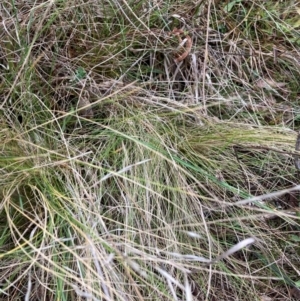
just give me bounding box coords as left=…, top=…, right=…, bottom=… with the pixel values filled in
left=0, top=0, right=300, bottom=300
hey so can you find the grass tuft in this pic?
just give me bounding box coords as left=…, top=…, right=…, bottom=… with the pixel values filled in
left=0, top=0, right=299, bottom=300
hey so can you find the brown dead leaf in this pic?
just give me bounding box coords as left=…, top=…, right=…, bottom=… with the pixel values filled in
left=260, top=295, right=272, bottom=301
left=256, top=78, right=286, bottom=90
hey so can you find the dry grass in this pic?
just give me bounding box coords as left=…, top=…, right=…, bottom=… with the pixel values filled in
left=0, top=0, right=300, bottom=300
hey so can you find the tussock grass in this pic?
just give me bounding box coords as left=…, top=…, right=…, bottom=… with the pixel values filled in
left=0, top=0, right=300, bottom=300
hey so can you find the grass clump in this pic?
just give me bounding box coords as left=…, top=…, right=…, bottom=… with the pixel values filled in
left=0, top=0, right=300, bottom=300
